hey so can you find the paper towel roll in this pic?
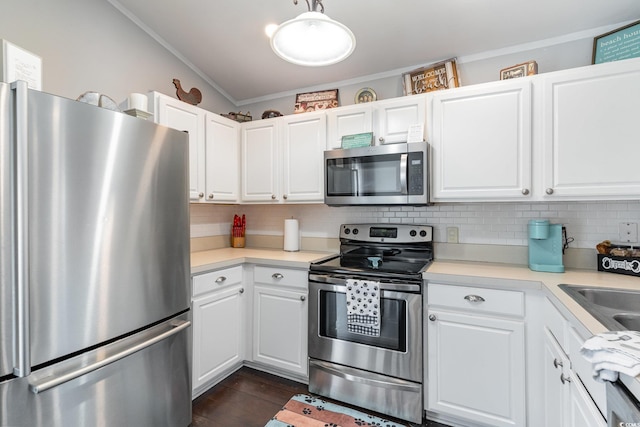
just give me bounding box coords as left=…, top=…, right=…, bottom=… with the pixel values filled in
left=284, top=219, right=300, bottom=252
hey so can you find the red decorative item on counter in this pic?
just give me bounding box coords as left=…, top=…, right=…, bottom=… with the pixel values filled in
left=231, top=214, right=245, bottom=247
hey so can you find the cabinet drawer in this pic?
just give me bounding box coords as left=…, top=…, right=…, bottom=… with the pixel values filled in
left=428, top=283, right=524, bottom=317
left=254, top=266, right=307, bottom=289
left=192, top=266, right=243, bottom=297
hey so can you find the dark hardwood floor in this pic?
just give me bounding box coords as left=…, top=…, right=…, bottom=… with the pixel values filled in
left=191, top=366, right=450, bottom=427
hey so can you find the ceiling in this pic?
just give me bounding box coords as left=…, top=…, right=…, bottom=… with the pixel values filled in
left=108, top=0, right=640, bottom=106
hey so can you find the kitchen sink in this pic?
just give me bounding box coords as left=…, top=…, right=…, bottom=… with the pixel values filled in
left=558, top=284, right=640, bottom=331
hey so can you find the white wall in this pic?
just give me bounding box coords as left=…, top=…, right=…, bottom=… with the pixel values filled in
left=0, top=0, right=235, bottom=113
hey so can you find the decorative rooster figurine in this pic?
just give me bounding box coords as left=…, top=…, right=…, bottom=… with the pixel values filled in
left=172, top=79, right=202, bottom=106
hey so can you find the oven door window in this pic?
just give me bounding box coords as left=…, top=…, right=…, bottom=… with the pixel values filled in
left=319, top=290, right=406, bottom=352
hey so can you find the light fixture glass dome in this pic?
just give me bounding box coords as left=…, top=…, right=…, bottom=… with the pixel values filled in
left=270, top=11, right=356, bottom=66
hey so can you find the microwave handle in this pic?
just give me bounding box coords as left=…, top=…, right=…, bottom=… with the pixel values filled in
left=400, top=153, right=408, bottom=194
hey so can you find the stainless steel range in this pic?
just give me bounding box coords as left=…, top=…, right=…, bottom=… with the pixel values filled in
left=308, top=223, right=433, bottom=424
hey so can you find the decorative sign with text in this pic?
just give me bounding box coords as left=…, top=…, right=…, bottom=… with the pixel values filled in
left=593, top=20, right=640, bottom=64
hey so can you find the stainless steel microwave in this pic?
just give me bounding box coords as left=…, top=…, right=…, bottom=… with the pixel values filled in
left=324, top=142, right=429, bottom=206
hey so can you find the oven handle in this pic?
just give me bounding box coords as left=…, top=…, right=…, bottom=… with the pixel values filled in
left=309, top=273, right=421, bottom=293
left=310, top=359, right=420, bottom=393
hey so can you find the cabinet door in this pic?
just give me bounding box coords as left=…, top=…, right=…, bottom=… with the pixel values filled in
left=156, top=96, right=205, bottom=201
left=541, top=58, right=640, bottom=199
left=430, top=81, right=532, bottom=201
left=543, top=328, right=570, bottom=427
left=192, top=285, right=245, bottom=392
left=241, top=119, right=280, bottom=202
left=568, top=371, right=607, bottom=427
left=427, top=310, right=526, bottom=427
left=204, top=113, right=240, bottom=202
left=326, top=104, right=373, bottom=149
left=374, top=96, right=426, bottom=144
left=252, top=285, right=307, bottom=376
left=281, top=111, right=326, bottom=202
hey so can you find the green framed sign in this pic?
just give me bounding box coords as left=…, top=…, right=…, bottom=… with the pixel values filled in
left=341, top=132, right=374, bottom=149
left=593, top=20, right=640, bottom=64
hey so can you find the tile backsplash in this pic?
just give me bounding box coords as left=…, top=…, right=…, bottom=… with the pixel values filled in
left=190, top=201, right=640, bottom=250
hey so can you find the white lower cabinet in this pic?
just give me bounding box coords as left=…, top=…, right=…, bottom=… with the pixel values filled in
left=426, top=284, right=526, bottom=427
left=542, top=299, right=606, bottom=427
left=251, top=266, right=308, bottom=378
left=191, top=266, right=245, bottom=396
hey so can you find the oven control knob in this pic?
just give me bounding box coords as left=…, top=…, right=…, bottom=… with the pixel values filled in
left=410, top=230, right=417, bottom=237
left=429, top=314, right=437, bottom=321
left=344, top=228, right=350, bottom=235
left=352, top=228, right=359, bottom=235
left=420, top=230, right=427, bottom=237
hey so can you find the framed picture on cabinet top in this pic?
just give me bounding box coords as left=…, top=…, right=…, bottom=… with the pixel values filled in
left=294, top=89, right=339, bottom=113
left=402, top=58, right=460, bottom=95
left=592, top=20, right=640, bottom=64
left=500, top=61, right=538, bottom=80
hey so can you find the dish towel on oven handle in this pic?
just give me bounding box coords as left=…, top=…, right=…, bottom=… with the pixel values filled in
left=346, top=279, right=381, bottom=337
left=580, top=330, right=640, bottom=382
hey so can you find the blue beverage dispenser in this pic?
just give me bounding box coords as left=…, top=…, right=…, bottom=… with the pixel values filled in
left=528, top=219, right=565, bottom=273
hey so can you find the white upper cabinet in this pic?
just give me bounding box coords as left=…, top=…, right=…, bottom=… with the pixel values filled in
left=241, top=118, right=280, bottom=202
left=326, top=104, right=373, bottom=149
left=374, top=95, right=427, bottom=144
left=150, top=92, right=240, bottom=204
left=539, top=58, right=640, bottom=200
left=204, top=113, right=240, bottom=202
left=281, top=111, right=326, bottom=202
left=241, top=112, right=326, bottom=203
left=151, top=93, right=205, bottom=201
left=429, top=80, right=533, bottom=201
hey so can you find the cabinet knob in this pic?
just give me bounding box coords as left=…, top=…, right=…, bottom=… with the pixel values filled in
left=428, top=314, right=437, bottom=321
left=198, top=192, right=204, bottom=198
left=239, top=288, right=244, bottom=294
left=300, top=295, right=306, bottom=301
left=560, top=373, right=571, bottom=384
left=283, top=194, right=288, bottom=200
left=553, top=358, right=563, bottom=369
left=379, top=137, right=385, bottom=143
left=208, top=194, right=214, bottom=199
left=272, top=273, right=284, bottom=280
left=464, top=294, right=485, bottom=303
left=521, top=188, right=530, bottom=195
left=546, top=188, right=554, bottom=195
left=271, top=194, right=276, bottom=200
left=215, top=276, right=227, bottom=284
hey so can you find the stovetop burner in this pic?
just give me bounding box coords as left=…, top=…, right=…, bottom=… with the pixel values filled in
left=310, top=223, right=434, bottom=279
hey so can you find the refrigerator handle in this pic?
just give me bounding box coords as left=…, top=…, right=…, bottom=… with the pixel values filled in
left=29, top=319, right=191, bottom=394
left=11, top=80, right=30, bottom=378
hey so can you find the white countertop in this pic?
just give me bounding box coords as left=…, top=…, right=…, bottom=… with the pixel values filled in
left=190, top=247, right=332, bottom=275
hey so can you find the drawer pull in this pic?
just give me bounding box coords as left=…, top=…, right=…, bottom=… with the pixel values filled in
left=272, top=273, right=284, bottom=280
left=215, top=276, right=227, bottom=284
left=239, top=288, right=244, bottom=294
left=560, top=373, right=571, bottom=384
left=553, top=358, right=563, bottom=369
left=464, top=294, right=485, bottom=303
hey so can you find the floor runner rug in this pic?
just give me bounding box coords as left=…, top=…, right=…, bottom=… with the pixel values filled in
left=264, top=394, right=408, bottom=427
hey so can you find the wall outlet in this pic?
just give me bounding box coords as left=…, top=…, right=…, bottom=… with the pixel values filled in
left=447, top=227, right=459, bottom=244
left=619, top=222, right=638, bottom=243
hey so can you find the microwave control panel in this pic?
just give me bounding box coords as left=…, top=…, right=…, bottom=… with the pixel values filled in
left=408, top=151, right=424, bottom=195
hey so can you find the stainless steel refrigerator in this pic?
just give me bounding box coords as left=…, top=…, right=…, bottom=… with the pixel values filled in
left=0, top=81, right=192, bottom=426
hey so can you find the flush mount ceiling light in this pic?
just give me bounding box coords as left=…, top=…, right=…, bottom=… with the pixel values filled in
left=269, top=0, right=356, bottom=66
